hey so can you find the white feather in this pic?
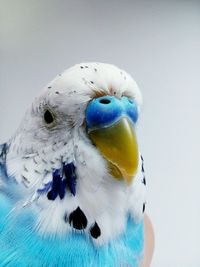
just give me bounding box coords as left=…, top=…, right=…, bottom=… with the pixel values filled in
left=5, top=62, right=146, bottom=244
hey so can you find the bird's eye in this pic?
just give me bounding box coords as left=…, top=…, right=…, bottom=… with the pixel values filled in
left=43, top=108, right=55, bottom=126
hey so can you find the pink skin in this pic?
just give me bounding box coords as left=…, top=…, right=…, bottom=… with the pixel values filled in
left=141, top=215, right=155, bottom=267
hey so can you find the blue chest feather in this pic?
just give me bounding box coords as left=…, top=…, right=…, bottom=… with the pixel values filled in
left=0, top=145, right=144, bottom=267
left=0, top=195, right=144, bottom=267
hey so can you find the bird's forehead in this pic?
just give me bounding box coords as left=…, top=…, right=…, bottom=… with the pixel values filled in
left=41, top=62, right=142, bottom=107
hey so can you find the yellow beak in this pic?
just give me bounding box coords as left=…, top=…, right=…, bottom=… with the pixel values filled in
left=88, top=117, right=139, bottom=184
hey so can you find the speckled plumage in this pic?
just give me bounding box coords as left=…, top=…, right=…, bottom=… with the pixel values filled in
left=0, top=63, right=146, bottom=266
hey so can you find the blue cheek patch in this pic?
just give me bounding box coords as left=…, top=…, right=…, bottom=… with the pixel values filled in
left=47, top=169, right=67, bottom=200
left=37, top=162, right=77, bottom=200
left=86, top=96, right=138, bottom=130
left=63, top=163, right=76, bottom=196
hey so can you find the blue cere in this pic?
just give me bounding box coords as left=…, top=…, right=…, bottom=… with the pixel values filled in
left=86, top=96, right=123, bottom=130
left=121, top=96, right=138, bottom=123
left=86, top=96, right=138, bottom=130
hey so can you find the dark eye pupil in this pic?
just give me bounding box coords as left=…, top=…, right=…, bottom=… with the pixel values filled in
left=44, top=109, right=54, bottom=124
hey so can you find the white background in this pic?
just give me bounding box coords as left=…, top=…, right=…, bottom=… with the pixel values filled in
left=0, top=1, right=200, bottom=266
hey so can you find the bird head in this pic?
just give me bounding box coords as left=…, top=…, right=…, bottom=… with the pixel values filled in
left=4, top=63, right=144, bottom=239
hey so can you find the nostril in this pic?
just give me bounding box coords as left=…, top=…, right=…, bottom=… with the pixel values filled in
left=99, top=99, right=111, bottom=104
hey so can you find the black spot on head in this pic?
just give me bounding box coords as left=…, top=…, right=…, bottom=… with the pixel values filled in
left=90, top=222, right=101, bottom=239
left=143, top=203, right=146, bottom=213
left=21, top=175, right=29, bottom=183
left=42, top=158, right=47, bottom=164
left=33, top=157, right=38, bottom=164
left=80, top=66, right=84, bottom=69
left=90, top=81, right=94, bottom=84
left=85, top=66, right=89, bottom=68
left=55, top=91, right=60, bottom=94
left=24, top=165, right=28, bottom=172
left=48, top=86, right=52, bottom=89
left=69, top=207, right=87, bottom=230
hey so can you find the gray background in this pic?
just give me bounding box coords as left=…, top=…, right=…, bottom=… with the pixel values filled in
left=0, top=1, right=200, bottom=266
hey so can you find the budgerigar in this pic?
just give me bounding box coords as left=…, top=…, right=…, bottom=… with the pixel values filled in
left=0, top=63, right=146, bottom=267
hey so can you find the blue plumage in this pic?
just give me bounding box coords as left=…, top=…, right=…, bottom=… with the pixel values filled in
left=47, top=169, right=65, bottom=200
left=0, top=191, right=144, bottom=267
left=0, top=63, right=146, bottom=266
left=0, top=150, right=144, bottom=266
left=46, top=163, right=77, bottom=201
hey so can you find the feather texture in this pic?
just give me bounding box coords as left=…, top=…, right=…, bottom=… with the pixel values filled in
left=0, top=63, right=147, bottom=266
left=0, top=192, right=144, bottom=267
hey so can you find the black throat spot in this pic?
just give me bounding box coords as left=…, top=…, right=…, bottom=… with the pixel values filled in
left=69, top=207, right=88, bottom=230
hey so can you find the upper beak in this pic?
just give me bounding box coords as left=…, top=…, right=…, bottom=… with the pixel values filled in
left=88, top=117, right=139, bottom=184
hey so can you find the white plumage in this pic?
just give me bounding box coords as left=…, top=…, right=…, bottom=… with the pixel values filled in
left=5, top=62, right=146, bottom=245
